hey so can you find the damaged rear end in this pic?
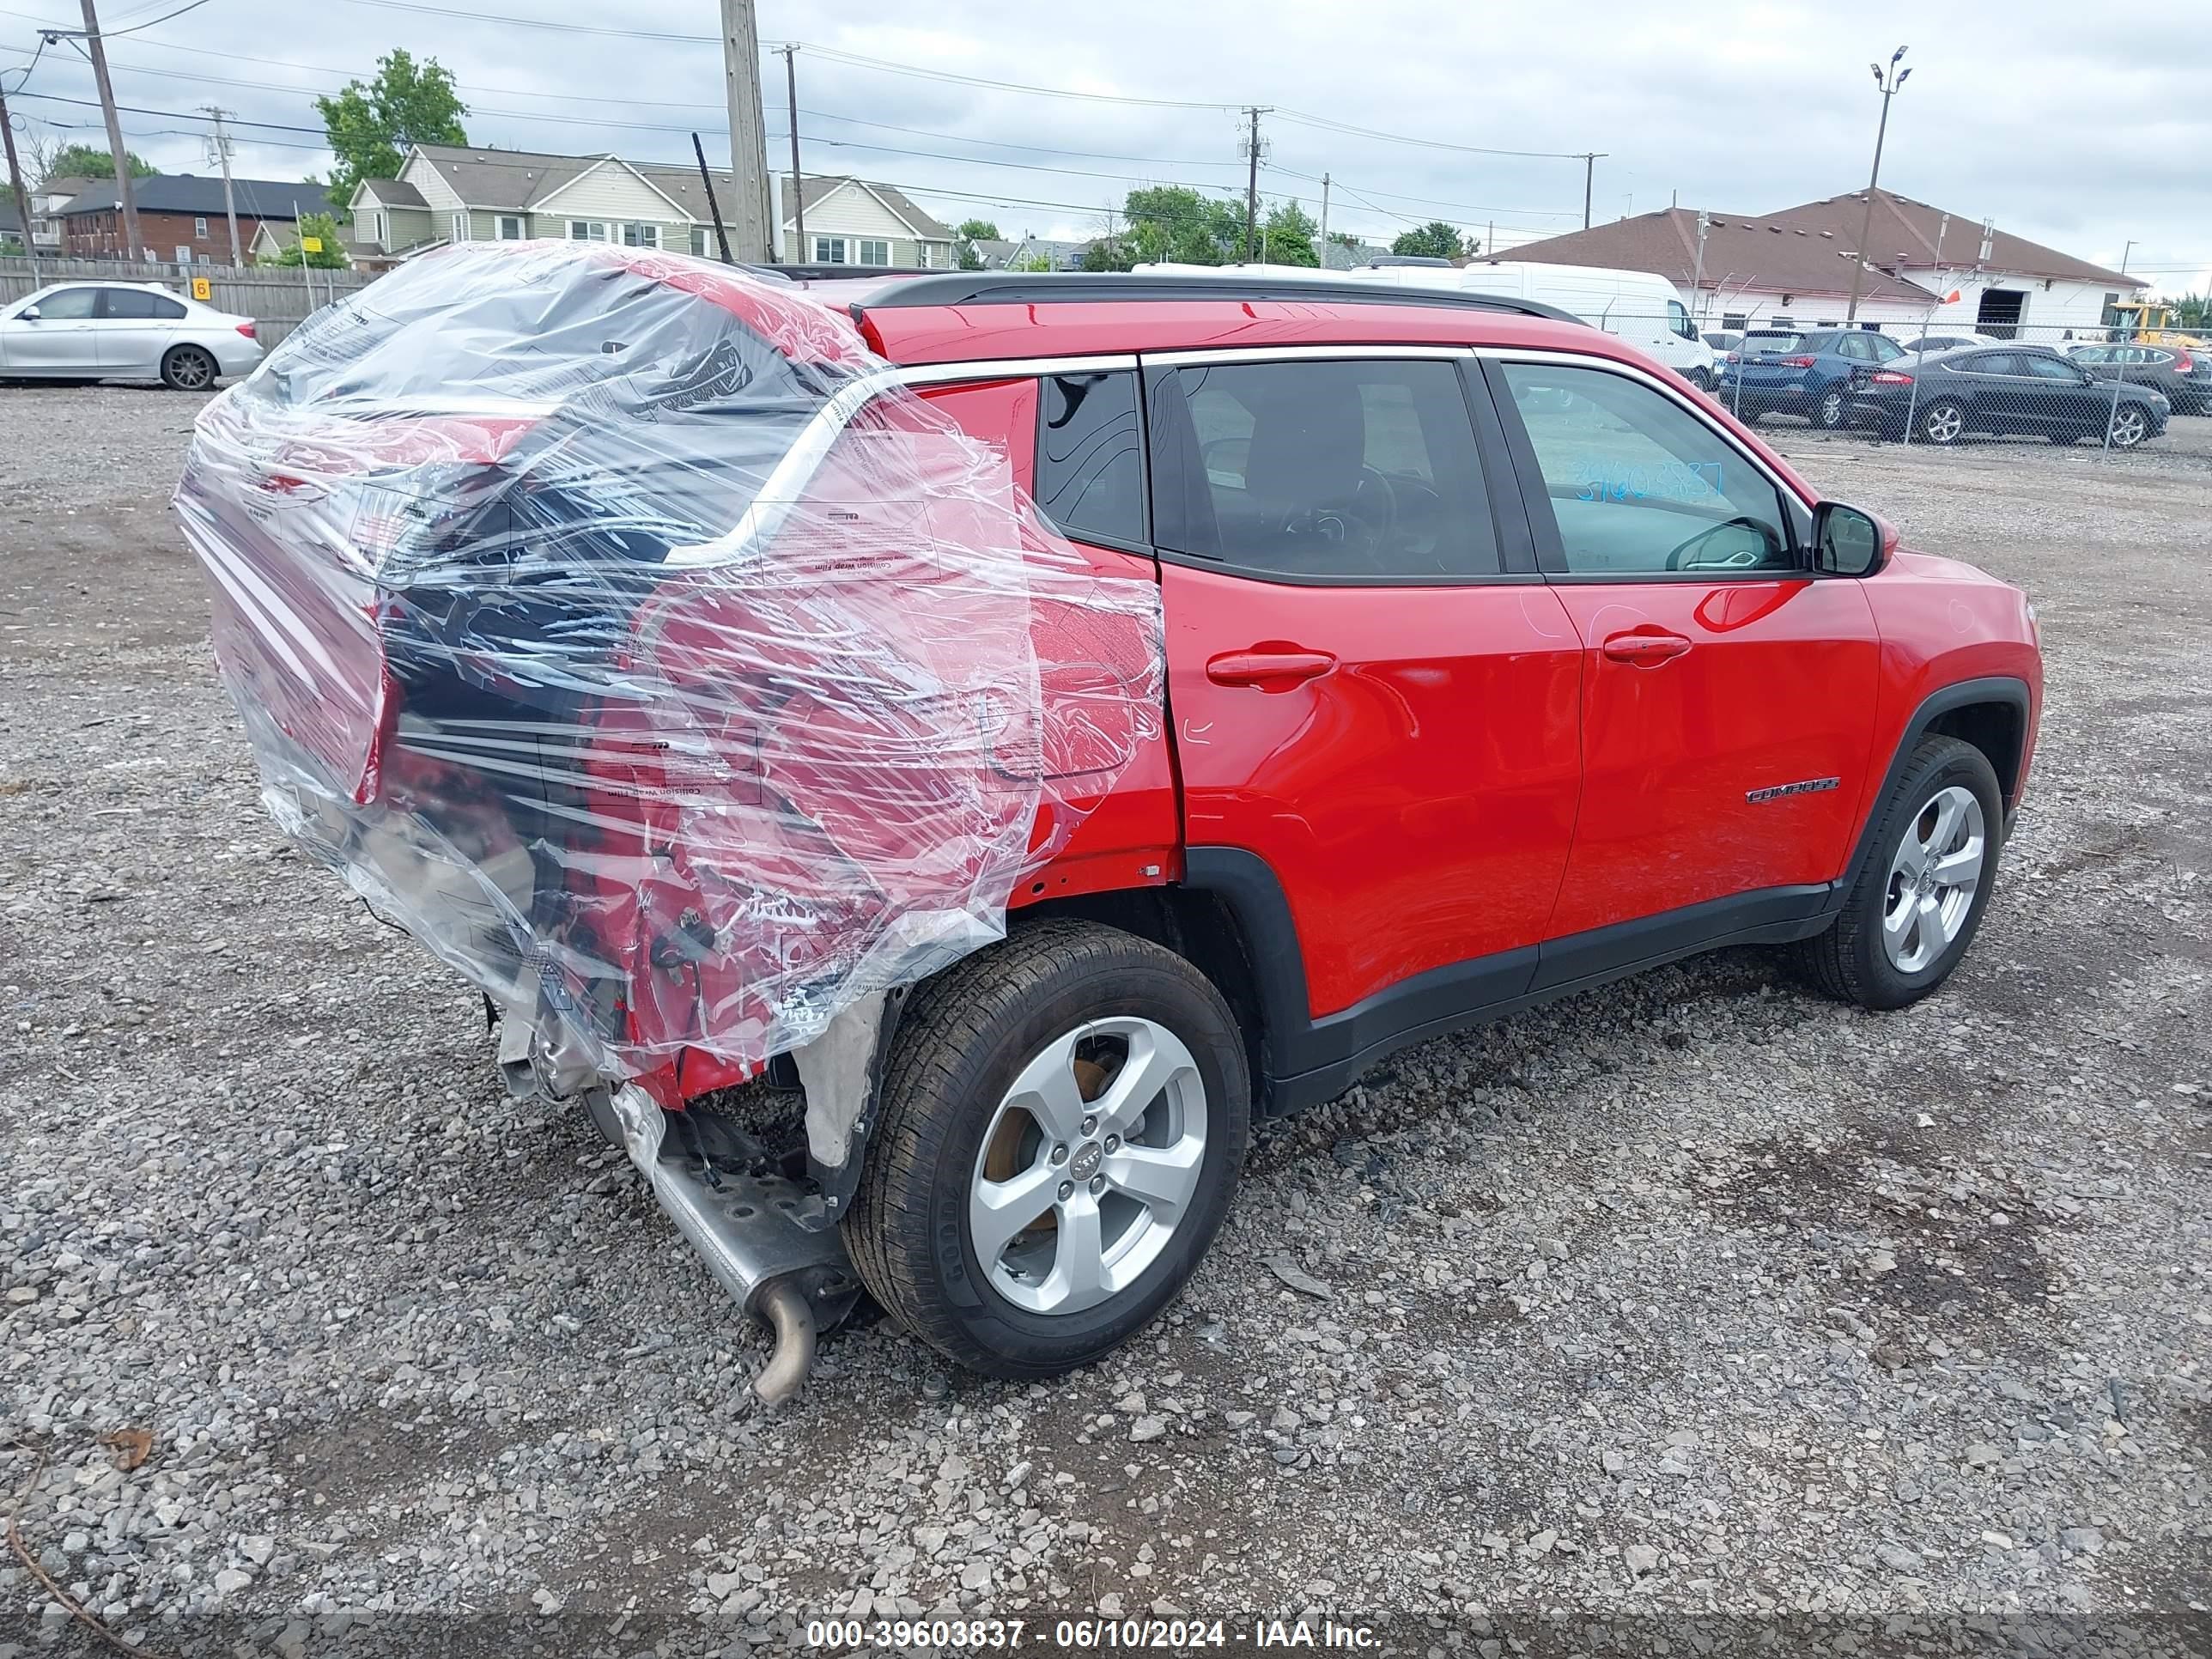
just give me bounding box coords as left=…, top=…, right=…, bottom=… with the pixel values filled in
left=173, top=244, right=1164, bottom=1399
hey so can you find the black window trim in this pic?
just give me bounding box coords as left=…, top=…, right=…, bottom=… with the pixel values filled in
left=1031, top=367, right=1152, bottom=556
left=1136, top=344, right=1540, bottom=590
left=1477, top=348, right=1823, bottom=585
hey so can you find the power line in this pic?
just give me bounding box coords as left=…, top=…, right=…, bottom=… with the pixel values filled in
left=1270, top=106, right=1588, bottom=161
left=1267, top=161, right=1582, bottom=222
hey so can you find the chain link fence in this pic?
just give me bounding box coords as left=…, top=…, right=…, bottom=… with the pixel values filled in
left=1701, top=317, right=2206, bottom=457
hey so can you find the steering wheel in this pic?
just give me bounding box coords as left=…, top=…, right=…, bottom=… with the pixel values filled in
left=1665, top=515, right=1773, bottom=572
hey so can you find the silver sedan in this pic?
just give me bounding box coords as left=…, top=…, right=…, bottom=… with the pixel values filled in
left=0, top=281, right=264, bottom=390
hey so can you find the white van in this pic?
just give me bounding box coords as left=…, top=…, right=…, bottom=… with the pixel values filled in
left=1346, top=261, right=1718, bottom=388
left=1127, top=259, right=1719, bottom=389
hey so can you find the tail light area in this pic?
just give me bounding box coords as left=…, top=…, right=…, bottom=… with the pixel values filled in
left=1869, top=370, right=1915, bottom=386
left=236, top=321, right=258, bottom=340
left=1779, top=355, right=1818, bottom=368
left=2177, top=350, right=2195, bottom=372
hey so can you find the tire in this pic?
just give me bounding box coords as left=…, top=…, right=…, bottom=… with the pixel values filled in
left=844, top=920, right=1250, bottom=1378
left=2105, top=404, right=2150, bottom=448
left=1812, top=386, right=1848, bottom=429
left=1917, top=398, right=1967, bottom=446
left=161, top=345, right=217, bottom=392
left=1686, top=368, right=1714, bottom=393
left=1793, top=735, right=2003, bottom=1010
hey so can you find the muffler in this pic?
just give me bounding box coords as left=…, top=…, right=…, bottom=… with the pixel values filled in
left=605, top=1085, right=860, bottom=1403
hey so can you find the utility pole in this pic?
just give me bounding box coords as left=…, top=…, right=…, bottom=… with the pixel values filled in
left=1581, top=153, right=1605, bottom=230
left=1845, top=46, right=1911, bottom=324
left=1690, top=210, right=1710, bottom=320
left=0, top=78, right=39, bottom=284
left=779, top=44, right=803, bottom=264
left=2120, top=240, right=2134, bottom=274
left=717, top=0, right=773, bottom=261
left=690, top=131, right=732, bottom=263
left=201, top=106, right=243, bottom=265
left=1240, top=106, right=1269, bottom=264
left=79, top=0, right=141, bottom=260
left=1318, top=171, right=1329, bottom=257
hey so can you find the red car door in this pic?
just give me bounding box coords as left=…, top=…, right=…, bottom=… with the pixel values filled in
left=1146, top=351, right=1583, bottom=1025
left=1486, top=356, right=1881, bottom=950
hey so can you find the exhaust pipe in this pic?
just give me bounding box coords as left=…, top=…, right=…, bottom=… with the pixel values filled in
left=750, top=1279, right=818, bottom=1406
left=605, top=1085, right=860, bottom=1403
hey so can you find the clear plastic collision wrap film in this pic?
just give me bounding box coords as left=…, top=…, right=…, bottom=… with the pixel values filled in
left=173, top=243, right=1165, bottom=1098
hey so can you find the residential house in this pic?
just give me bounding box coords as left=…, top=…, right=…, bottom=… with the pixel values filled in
left=1503, top=188, right=2142, bottom=338
left=347, top=144, right=750, bottom=266
left=14, top=175, right=96, bottom=252
left=779, top=175, right=954, bottom=267
left=999, top=234, right=1094, bottom=271
left=958, top=235, right=1017, bottom=270
left=55, top=174, right=338, bottom=263
left=1321, top=240, right=1393, bottom=271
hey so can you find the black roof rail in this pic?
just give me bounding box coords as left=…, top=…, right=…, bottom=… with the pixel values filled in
left=849, top=270, right=1583, bottom=326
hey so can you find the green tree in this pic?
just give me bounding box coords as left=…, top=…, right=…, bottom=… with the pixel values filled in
left=1327, top=230, right=1359, bottom=248
left=2169, top=292, right=2208, bottom=330
left=955, top=218, right=1000, bottom=241
left=1258, top=200, right=1320, bottom=266
left=40, top=142, right=155, bottom=182
left=1390, top=221, right=1469, bottom=260
left=1080, top=236, right=1137, bottom=272
left=1009, top=251, right=1057, bottom=272
left=1119, top=185, right=1244, bottom=266
left=314, top=49, right=468, bottom=210
left=261, top=212, right=349, bottom=269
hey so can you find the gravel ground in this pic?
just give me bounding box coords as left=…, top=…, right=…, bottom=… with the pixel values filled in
left=3, top=385, right=2209, bottom=1656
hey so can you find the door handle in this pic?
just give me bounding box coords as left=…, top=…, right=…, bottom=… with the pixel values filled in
left=1601, top=629, right=1692, bottom=665
left=1205, top=646, right=1337, bottom=690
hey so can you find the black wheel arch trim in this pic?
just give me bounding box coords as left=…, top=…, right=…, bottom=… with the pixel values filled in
left=1841, top=675, right=2032, bottom=885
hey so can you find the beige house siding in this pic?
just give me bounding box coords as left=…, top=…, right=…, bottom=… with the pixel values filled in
left=533, top=163, right=688, bottom=227
left=781, top=179, right=949, bottom=265
left=400, top=155, right=466, bottom=216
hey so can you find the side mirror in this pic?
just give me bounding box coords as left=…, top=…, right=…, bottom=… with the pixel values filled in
left=1810, top=501, right=1893, bottom=577
left=17, top=306, right=40, bottom=322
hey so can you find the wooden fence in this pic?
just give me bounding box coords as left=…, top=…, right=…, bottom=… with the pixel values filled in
left=0, top=255, right=375, bottom=349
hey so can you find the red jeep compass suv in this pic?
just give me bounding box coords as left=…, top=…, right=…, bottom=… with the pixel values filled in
left=177, top=258, right=2042, bottom=1395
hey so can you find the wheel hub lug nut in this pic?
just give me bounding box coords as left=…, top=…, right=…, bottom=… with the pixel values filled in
left=1080, top=1114, right=1097, bottom=1136
left=1057, top=1180, right=1074, bottom=1202
left=1049, top=1144, right=1068, bottom=1165
left=1089, top=1174, right=1106, bottom=1195
left=1103, top=1133, right=1120, bottom=1153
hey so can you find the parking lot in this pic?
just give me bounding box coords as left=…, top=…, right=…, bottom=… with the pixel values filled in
left=3, top=384, right=2209, bottom=1655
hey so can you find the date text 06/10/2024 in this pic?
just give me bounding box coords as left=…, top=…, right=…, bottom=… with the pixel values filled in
left=802, top=1617, right=1378, bottom=1650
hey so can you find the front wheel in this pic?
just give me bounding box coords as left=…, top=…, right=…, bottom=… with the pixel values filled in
left=1813, top=386, right=1849, bottom=429
left=1686, top=367, right=1714, bottom=393
left=845, top=921, right=1250, bottom=1378
left=2106, top=404, right=2150, bottom=448
left=1793, top=736, right=2003, bottom=1010
left=161, top=345, right=217, bottom=392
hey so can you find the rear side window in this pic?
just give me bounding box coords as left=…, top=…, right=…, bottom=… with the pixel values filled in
left=1034, top=371, right=1145, bottom=548
left=105, top=289, right=187, bottom=320
left=1148, top=357, right=1499, bottom=581
left=1744, top=332, right=1804, bottom=353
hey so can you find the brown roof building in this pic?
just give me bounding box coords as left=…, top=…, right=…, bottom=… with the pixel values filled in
left=1503, top=186, right=2142, bottom=339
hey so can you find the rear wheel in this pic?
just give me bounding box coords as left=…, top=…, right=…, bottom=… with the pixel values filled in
left=1793, top=736, right=2003, bottom=1010
left=161, top=345, right=218, bottom=391
left=845, top=921, right=1249, bottom=1378
left=1918, top=398, right=1966, bottom=445
left=1813, top=386, right=1848, bottom=429
left=2106, top=404, right=2150, bottom=448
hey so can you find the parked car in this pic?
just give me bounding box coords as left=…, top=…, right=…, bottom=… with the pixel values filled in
left=2068, top=341, right=2212, bottom=416
left=1846, top=345, right=2171, bottom=447
left=1716, top=326, right=1910, bottom=427
left=174, top=254, right=2044, bottom=1391
left=0, top=281, right=261, bottom=389
left=1899, top=331, right=2004, bottom=355
left=1704, top=330, right=1742, bottom=356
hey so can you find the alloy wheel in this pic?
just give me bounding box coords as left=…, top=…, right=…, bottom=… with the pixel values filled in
left=170, top=349, right=214, bottom=391
left=1882, top=784, right=1986, bottom=974
left=1923, top=404, right=1965, bottom=444
left=2108, top=407, right=2148, bottom=447
left=1818, top=390, right=1844, bottom=427
left=967, top=1016, right=1207, bottom=1316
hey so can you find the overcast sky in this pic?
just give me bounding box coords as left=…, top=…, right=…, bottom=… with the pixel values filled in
left=3, top=0, right=2207, bottom=289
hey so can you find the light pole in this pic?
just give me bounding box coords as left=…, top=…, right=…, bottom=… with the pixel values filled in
left=1844, top=46, right=1911, bottom=325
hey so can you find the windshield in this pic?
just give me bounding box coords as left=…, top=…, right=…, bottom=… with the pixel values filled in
left=1668, top=299, right=1697, bottom=341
